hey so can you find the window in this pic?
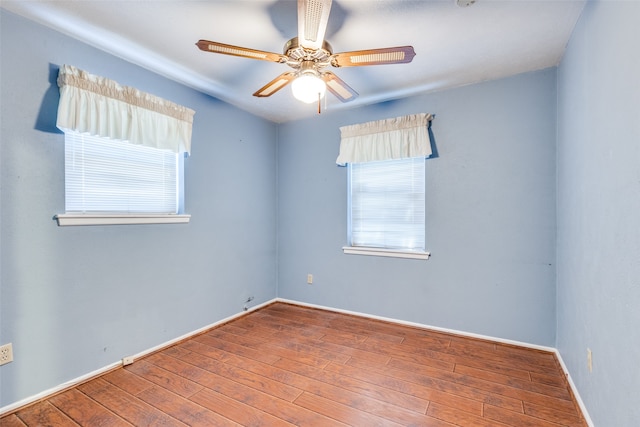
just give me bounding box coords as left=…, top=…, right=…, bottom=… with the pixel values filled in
left=53, top=65, right=194, bottom=226
left=64, top=132, right=182, bottom=214
left=336, top=113, right=434, bottom=259
left=347, top=157, right=427, bottom=258
left=56, top=132, right=189, bottom=226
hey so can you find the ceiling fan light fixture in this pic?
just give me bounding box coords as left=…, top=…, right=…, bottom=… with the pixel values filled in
left=292, top=73, right=326, bottom=103
left=197, top=0, right=415, bottom=105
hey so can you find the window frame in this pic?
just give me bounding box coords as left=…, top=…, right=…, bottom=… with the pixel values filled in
left=54, top=131, right=190, bottom=226
left=343, top=157, right=430, bottom=260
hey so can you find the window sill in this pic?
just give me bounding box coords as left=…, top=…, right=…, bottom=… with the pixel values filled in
left=342, top=246, right=430, bottom=260
left=54, top=214, right=191, bottom=226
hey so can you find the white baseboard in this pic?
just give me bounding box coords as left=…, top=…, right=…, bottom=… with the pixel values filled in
left=276, top=298, right=555, bottom=351
left=0, top=298, right=277, bottom=417
left=554, top=350, right=595, bottom=427
left=277, top=298, right=593, bottom=425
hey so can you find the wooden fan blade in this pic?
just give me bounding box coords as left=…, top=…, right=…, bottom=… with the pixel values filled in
left=253, top=72, right=296, bottom=97
left=298, top=0, right=332, bottom=50
left=331, top=46, right=416, bottom=67
left=196, top=40, right=286, bottom=63
left=321, top=72, right=358, bottom=102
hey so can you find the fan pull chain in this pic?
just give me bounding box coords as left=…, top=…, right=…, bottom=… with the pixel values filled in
left=317, top=92, right=321, bottom=114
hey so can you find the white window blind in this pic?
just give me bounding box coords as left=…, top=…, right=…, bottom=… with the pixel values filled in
left=348, top=157, right=425, bottom=252
left=64, top=132, right=179, bottom=214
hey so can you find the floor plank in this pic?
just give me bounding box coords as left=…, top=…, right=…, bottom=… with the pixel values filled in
left=190, top=387, right=295, bottom=427
left=78, top=378, right=187, bottom=426
left=325, top=360, right=484, bottom=415
left=273, top=357, right=430, bottom=414
left=49, top=388, right=132, bottom=426
left=1, top=302, right=588, bottom=426
left=135, top=385, right=240, bottom=426
left=427, top=401, right=510, bottom=427
left=16, top=401, right=79, bottom=426
left=0, top=414, right=28, bottom=427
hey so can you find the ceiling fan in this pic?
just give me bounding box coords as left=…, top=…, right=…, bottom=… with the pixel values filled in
left=196, top=0, right=416, bottom=106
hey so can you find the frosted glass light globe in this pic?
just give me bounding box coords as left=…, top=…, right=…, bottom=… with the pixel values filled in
left=292, top=74, right=327, bottom=103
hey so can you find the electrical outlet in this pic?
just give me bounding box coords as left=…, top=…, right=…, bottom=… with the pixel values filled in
left=307, top=274, right=313, bottom=284
left=122, top=356, right=134, bottom=366
left=587, top=348, right=593, bottom=373
left=0, top=343, right=14, bottom=366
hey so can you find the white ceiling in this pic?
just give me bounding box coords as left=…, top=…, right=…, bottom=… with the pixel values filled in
left=2, top=0, right=585, bottom=123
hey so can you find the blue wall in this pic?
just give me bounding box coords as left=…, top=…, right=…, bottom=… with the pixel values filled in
left=557, top=1, right=640, bottom=425
left=0, top=10, right=278, bottom=407
left=277, top=69, right=558, bottom=346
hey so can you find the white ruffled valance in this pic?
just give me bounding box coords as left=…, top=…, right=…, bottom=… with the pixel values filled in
left=56, top=65, right=195, bottom=153
left=336, top=113, right=433, bottom=166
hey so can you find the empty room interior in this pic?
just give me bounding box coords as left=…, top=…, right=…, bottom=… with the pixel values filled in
left=1, top=0, right=638, bottom=425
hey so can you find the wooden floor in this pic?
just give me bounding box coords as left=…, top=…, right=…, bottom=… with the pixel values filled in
left=2, top=302, right=587, bottom=426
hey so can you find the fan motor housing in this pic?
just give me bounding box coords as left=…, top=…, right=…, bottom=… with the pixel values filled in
left=284, top=37, right=333, bottom=62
